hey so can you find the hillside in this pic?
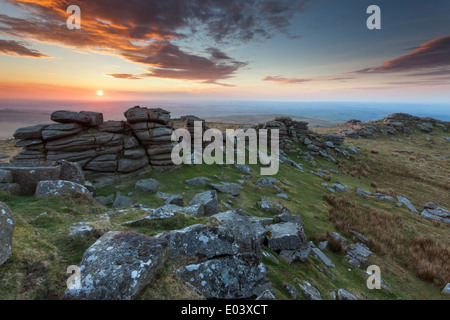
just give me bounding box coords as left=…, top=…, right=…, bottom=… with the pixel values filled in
left=0, top=111, right=449, bottom=301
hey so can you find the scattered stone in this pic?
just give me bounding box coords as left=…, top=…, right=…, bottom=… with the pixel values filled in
left=397, top=195, right=419, bottom=214
left=331, top=183, right=348, bottom=193
left=256, top=177, right=277, bottom=189
left=443, top=283, right=450, bottom=295
left=276, top=193, right=289, bottom=200
left=298, top=281, right=322, bottom=300
left=356, top=188, right=372, bottom=198
left=35, top=180, right=91, bottom=198
left=189, top=190, right=219, bottom=216
left=164, top=195, right=184, bottom=206
left=112, top=192, right=133, bottom=208
left=374, top=193, right=394, bottom=201
left=175, top=253, right=268, bottom=299
left=318, top=241, right=328, bottom=250
left=345, top=243, right=372, bottom=268
left=311, top=247, right=335, bottom=268
left=234, top=163, right=251, bottom=174
left=95, top=194, right=114, bottom=206
left=0, top=202, right=15, bottom=266
left=258, top=196, right=275, bottom=213
left=134, top=178, right=161, bottom=193
left=213, top=210, right=260, bottom=254
left=255, top=290, right=276, bottom=300
left=283, top=282, right=298, bottom=299
left=350, top=230, right=369, bottom=244
left=209, top=182, right=243, bottom=196
left=337, top=288, right=357, bottom=300
left=185, top=177, right=211, bottom=187
left=63, top=231, right=169, bottom=300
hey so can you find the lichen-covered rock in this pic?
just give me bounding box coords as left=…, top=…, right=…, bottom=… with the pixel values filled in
left=265, top=222, right=307, bottom=252
left=63, top=231, right=169, bottom=300
left=35, top=180, right=91, bottom=198
left=299, top=281, right=322, bottom=300
left=213, top=210, right=261, bottom=254
left=345, top=243, right=372, bottom=268
left=156, top=224, right=237, bottom=260
left=189, top=190, right=219, bottom=216
left=175, top=253, right=268, bottom=299
left=0, top=202, right=15, bottom=266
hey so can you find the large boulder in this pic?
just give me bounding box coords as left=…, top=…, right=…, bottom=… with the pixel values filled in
left=175, top=253, right=268, bottom=299
left=213, top=210, right=260, bottom=254
left=265, top=222, right=310, bottom=264
left=156, top=224, right=237, bottom=261
left=0, top=202, right=15, bottom=266
left=64, top=231, right=169, bottom=300
left=35, top=180, right=91, bottom=198
left=189, top=190, right=219, bottom=216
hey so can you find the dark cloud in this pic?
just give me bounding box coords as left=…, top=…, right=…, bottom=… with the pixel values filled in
left=355, top=36, right=450, bottom=73
left=0, top=39, right=49, bottom=57
left=1, top=0, right=307, bottom=84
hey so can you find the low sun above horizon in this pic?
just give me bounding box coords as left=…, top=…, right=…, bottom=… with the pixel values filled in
left=97, top=90, right=103, bottom=96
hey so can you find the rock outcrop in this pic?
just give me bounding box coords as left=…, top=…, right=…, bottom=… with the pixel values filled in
left=337, top=113, right=449, bottom=139
left=11, top=107, right=178, bottom=189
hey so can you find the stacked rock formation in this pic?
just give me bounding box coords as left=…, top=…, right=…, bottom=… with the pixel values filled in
left=10, top=107, right=177, bottom=188
left=338, top=113, right=449, bottom=139
left=124, top=107, right=176, bottom=171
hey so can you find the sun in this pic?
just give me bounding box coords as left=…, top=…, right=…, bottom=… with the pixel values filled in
left=96, top=90, right=103, bottom=96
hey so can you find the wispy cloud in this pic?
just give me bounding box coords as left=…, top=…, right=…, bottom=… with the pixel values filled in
left=0, top=39, right=49, bottom=58
left=355, top=36, right=450, bottom=73
left=262, top=75, right=311, bottom=84
left=0, top=0, right=308, bottom=84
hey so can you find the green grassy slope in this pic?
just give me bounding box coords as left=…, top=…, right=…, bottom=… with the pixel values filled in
left=0, top=129, right=449, bottom=300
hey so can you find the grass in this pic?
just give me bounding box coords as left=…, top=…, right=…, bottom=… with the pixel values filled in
left=0, top=128, right=449, bottom=300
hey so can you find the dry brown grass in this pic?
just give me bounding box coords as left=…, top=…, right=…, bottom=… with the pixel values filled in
left=323, top=194, right=450, bottom=286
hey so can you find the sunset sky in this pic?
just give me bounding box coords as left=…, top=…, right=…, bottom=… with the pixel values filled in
left=0, top=0, right=449, bottom=103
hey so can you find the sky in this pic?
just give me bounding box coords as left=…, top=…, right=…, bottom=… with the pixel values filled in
left=0, top=0, right=449, bottom=104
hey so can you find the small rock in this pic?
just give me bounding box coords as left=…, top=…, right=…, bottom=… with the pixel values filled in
left=299, top=281, right=322, bottom=300
left=337, top=288, right=357, bottom=300
left=134, top=178, right=161, bottom=193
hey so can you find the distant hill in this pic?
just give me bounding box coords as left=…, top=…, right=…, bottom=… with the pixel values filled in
left=204, top=114, right=346, bottom=127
